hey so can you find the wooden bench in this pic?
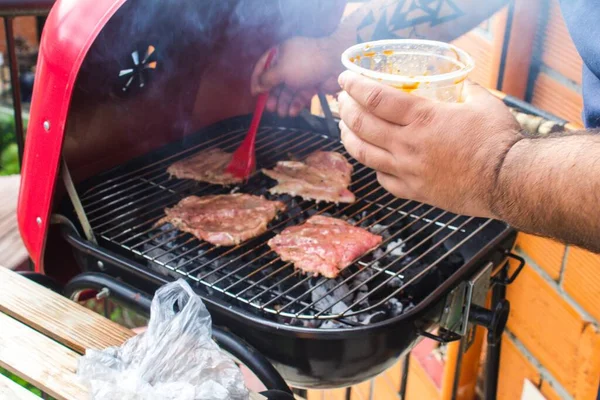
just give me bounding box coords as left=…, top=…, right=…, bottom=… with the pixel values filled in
left=0, top=266, right=266, bottom=399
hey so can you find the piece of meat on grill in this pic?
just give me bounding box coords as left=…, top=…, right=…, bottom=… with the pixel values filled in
left=167, top=148, right=243, bottom=185
left=262, top=151, right=356, bottom=203
left=268, top=215, right=383, bottom=278
left=156, top=194, right=286, bottom=246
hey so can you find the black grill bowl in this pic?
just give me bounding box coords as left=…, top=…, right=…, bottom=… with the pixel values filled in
left=60, top=114, right=516, bottom=388
left=62, top=211, right=514, bottom=389
left=209, top=295, right=443, bottom=388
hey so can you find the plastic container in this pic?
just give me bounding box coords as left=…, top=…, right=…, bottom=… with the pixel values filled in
left=341, top=39, right=474, bottom=103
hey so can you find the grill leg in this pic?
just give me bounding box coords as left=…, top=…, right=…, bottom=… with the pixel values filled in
left=484, top=268, right=508, bottom=400
left=399, top=354, right=410, bottom=399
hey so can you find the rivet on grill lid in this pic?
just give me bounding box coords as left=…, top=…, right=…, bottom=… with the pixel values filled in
left=43, top=121, right=50, bottom=131
left=36, top=217, right=42, bottom=225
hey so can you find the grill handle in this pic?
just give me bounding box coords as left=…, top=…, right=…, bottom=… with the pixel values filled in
left=63, top=272, right=292, bottom=395
left=468, top=300, right=510, bottom=346
left=418, top=328, right=462, bottom=343
left=493, top=252, right=525, bottom=285
left=212, top=327, right=292, bottom=395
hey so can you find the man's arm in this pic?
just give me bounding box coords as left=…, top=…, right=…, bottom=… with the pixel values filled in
left=494, top=134, right=600, bottom=253
left=337, top=0, right=509, bottom=46
left=251, top=0, right=509, bottom=117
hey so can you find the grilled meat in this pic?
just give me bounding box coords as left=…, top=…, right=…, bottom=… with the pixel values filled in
left=156, top=194, right=286, bottom=246
left=262, top=151, right=355, bottom=203
left=167, top=148, right=242, bottom=185
left=268, top=215, right=383, bottom=278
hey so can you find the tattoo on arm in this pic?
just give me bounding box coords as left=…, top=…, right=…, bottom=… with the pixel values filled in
left=356, top=0, right=465, bottom=41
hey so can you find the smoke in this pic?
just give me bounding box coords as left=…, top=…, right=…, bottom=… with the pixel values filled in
left=67, top=0, right=347, bottom=162
left=79, top=0, right=347, bottom=82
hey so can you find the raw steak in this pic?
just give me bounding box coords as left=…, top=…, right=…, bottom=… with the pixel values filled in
left=268, top=215, right=382, bottom=278
left=167, top=148, right=242, bottom=185
left=156, top=194, right=286, bottom=246
left=262, top=151, right=355, bottom=203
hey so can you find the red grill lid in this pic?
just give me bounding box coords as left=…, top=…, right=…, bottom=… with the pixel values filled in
left=18, top=0, right=127, bottom=271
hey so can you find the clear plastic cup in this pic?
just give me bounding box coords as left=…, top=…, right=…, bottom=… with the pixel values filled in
left=341, top=39, right=474, bottom=103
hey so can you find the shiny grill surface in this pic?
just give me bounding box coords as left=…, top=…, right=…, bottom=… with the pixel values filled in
left=79, top=124, right=497, bottom=322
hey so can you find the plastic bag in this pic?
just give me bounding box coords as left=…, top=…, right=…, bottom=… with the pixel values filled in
left=77, top=279, right=249, bottom=400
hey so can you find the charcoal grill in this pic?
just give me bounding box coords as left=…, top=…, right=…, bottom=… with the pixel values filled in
left=17, top=0, right=526, bottom=394
left=56, top=112, right=518, bottom=389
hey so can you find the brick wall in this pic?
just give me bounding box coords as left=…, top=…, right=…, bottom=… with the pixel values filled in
left=493, top=2, right=600, bottom=399
left=497, top=236, right=600, bottom=400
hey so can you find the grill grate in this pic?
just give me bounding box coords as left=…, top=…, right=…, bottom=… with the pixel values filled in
left=79, top=124, right=497, bottom=323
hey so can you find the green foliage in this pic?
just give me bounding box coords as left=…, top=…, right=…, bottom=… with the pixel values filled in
left=1, top=143, right=19, bottom=175
left=0, top=113, right=27, bottom=175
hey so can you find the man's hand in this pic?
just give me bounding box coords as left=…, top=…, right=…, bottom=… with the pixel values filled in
left=337, top=71, right=523, bottom=218
left=250, top=37, right=343, bottom=117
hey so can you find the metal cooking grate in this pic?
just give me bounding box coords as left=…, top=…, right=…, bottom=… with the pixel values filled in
left=79, top=124, right=495, bottom=321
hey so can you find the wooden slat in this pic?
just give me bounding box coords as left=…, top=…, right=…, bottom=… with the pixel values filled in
left=0, top=374, right=41, bottom=400
left=0, top=312, right=267, bottom=400
left=0, top=268, right=272, bottom=399
left=0, top=266, right=135, bottom=354
left=0, top=312, right=88, bottom=400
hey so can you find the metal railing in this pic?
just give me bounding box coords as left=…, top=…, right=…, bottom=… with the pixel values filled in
left=0, top=0, right=54, bottom=165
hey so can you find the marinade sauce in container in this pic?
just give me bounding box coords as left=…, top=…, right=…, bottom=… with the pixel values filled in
left=341, top=39, right=474, bottom=103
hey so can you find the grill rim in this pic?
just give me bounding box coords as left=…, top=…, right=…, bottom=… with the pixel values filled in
left=63, top=225, right=515, bottom=338
left=65, top=113, right=517, bottom=336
